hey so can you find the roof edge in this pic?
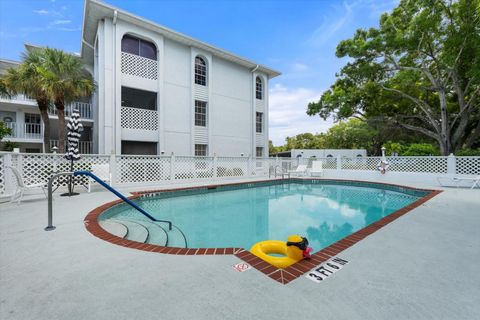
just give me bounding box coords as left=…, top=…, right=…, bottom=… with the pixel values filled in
left=82, top=0, right=281, bottom=78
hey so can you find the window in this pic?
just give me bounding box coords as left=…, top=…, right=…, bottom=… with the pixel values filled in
left=121, top=87, right=157, bottom=110
left=121, top=35, right=157, bottom=60
left=25, top=113, right=41, bottom=134
left=256, top=77, right=263, bottom=100
left=256, top=112, right=263, bottom=133
left=256, top=147, right=263, bottom=157
left=195, top=144, right=208, bottom=156
left=195, top=56, right=207, bottom=86
left=121, top=141, right=157, bottom=155
left=195, top=100, right=207, bottom=127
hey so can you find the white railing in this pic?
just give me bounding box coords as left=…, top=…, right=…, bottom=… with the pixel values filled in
left=0, top=94, right=36, bottom=103
left=0, top=153, right=478, bottom=196
left=120, top=106, right=159, bottom=131
left=48, top=102, right=93, bottom=119
left=49, top=140, right=93, bottom=154
left=2, top=123, right=43, bottom=140
left=121, top=51, right=158, bottom=80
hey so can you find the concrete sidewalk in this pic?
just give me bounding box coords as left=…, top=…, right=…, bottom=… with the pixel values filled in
left=1, top=181, right=479, bottom=320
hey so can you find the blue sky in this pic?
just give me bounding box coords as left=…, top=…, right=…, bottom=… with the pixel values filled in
left=0, top=0, right=398, bottom=145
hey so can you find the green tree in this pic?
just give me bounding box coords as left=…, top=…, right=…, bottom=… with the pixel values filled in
left=307, top=0, right=480, bottom=155
left=40, top=48, right=95, bottom=152
left=323, top=119, right=377, bottom=151
left=2, top=49, right=52, bottom=152
left=0, top=121, right=12, bottom=140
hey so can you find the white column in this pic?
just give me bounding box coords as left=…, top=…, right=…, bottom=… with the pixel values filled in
left=447, top=153, right=456, bottom=174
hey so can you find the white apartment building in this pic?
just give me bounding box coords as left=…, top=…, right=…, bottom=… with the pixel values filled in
left=0, top=0, right=280, bottom=156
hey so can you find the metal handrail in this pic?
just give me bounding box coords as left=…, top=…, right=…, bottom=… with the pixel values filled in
left=45, top=171, right=173, bottom=231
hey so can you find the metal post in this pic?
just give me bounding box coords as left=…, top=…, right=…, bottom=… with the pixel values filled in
left=45, top=172, right=73, bottom=231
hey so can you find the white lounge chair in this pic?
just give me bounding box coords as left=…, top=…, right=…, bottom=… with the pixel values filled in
left=7, top=166, right=47, bottom=203
left=88, top=164, right=112, bottom=192
left=289, top=164, right=307, bottom=177
left=310, top=161, right=324, bottom=177
left=437, top=175, right=480, bottom=189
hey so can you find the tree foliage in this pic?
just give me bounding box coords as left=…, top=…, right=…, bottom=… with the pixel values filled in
left=2, top=48, right=95, bottom=153
left=307, top=0, right=480, bottom=155
left=0, top=121, right=12, bottom=141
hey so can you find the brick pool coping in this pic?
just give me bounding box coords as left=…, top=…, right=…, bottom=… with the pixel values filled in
left=83, top=179, right=442, bottom=285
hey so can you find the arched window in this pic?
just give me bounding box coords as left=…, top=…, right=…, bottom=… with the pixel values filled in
left=256, top=77, right=263, bottom=100
left=195, top=56, right=207, bottom=86
left=121, top=35, right=157, bottom=60
left=326, top=154, right=333, bottom=158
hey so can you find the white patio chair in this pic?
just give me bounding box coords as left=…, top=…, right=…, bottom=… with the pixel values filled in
left=88, top=164, right=112, bottom=192
left=310, top=161, right=324, bottom=177
left=437, top=175, right=480, bottom=189
left=289, top=164, right=307, bottom=177
left=7, top=166, right=47, bottom=203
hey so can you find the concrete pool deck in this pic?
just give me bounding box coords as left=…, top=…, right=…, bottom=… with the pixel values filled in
left=1, top=178, right=479, bottom=319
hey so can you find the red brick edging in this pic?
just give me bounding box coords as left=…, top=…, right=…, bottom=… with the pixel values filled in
left=83, top=179, right=442, bottom=284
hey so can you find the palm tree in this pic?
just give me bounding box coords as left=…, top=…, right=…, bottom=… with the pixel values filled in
left=40, top=48, right=94, bottom=153
left=2, top=49, right=52, bottom=152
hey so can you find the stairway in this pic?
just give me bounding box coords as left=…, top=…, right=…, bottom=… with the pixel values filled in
left=99, top=217, right=187, bottom=248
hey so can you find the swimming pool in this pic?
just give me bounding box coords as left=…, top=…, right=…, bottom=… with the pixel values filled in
left=97, top=180, right=430, bottom=253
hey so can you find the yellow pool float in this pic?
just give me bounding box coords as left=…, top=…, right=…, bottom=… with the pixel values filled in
left=250, top=235, right=312, bottom=269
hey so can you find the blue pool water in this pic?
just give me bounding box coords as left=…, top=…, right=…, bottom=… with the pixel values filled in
left=101, top=182, right=425, bottom=252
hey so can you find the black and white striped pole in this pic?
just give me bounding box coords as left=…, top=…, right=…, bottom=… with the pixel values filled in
left=61, top=109, right=83, bottom=197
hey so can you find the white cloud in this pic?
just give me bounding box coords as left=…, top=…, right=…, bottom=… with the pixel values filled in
left=269, top=84, right=332, bottom=146
left=306, top=1, right=354, bottom=47
left=33, top=9, right=49, bottom=15
left=291, top=62, right=308, bottom=72
left=51, top=20, right=71, bottom=25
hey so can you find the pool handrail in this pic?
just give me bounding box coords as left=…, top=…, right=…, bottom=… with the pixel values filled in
left=45, top=171, right=172, bottom=231
left=74, top=171, right=172, bottom=230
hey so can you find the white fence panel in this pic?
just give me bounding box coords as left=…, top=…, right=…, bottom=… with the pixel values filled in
left=456, top=157, right=480, bottom=175
left=117, top=155, right=171, bottom=184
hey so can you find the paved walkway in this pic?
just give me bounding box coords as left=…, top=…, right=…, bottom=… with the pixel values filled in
left=1, top=178, right=479, bottom=320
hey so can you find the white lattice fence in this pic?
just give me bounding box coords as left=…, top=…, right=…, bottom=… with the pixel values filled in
left=121, top=52, right=158, bottom=80
left=456, top=157, right=480, bottom=175
left=117, top=155, right=171, bottom=183
left=19, top=154, right=111, bottom=187
left=216, top=157, right=249, bottom=178
left=386, top=157, right=448, bottom=173
left=121, top=107, right=159, bottom=131
left=174, top=156, right=214, bottom=180
left=341, top=157, right=380, bottom=171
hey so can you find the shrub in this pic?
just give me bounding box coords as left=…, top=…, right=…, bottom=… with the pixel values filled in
left=455, top=148, right=480, bottom=156
left=403, top=143, right=440, bottom=156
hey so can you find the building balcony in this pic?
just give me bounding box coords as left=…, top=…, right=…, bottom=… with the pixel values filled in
left=1, top=95, right=93, bottom=120
left=3, top=122, right=43, bottom=141
left=48, top=102, right=93, bottom=120
left=121, top=51, right=158, bottom=81
left=120, top=106, right=159, bottom=141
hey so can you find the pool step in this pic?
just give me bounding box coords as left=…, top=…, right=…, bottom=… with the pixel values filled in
left=166, top=226, right=188, bottom=248
left=101, top=218, right=185, bottom=248
left=132, top=220, right=168, bottom=246
left=99, top=220, right=128, bottom=238
left=112, top=219, right=149, bottom=243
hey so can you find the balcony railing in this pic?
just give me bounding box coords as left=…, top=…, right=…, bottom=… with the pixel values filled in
left=120, top=106, right=159, bottom=131
left=2, top=122, right=43, bottom=140
left=48, top=102, right=93, bottom=119
left=49, top=140, right=93, bottom=154
left=121, top=51, right=158, bottom=80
